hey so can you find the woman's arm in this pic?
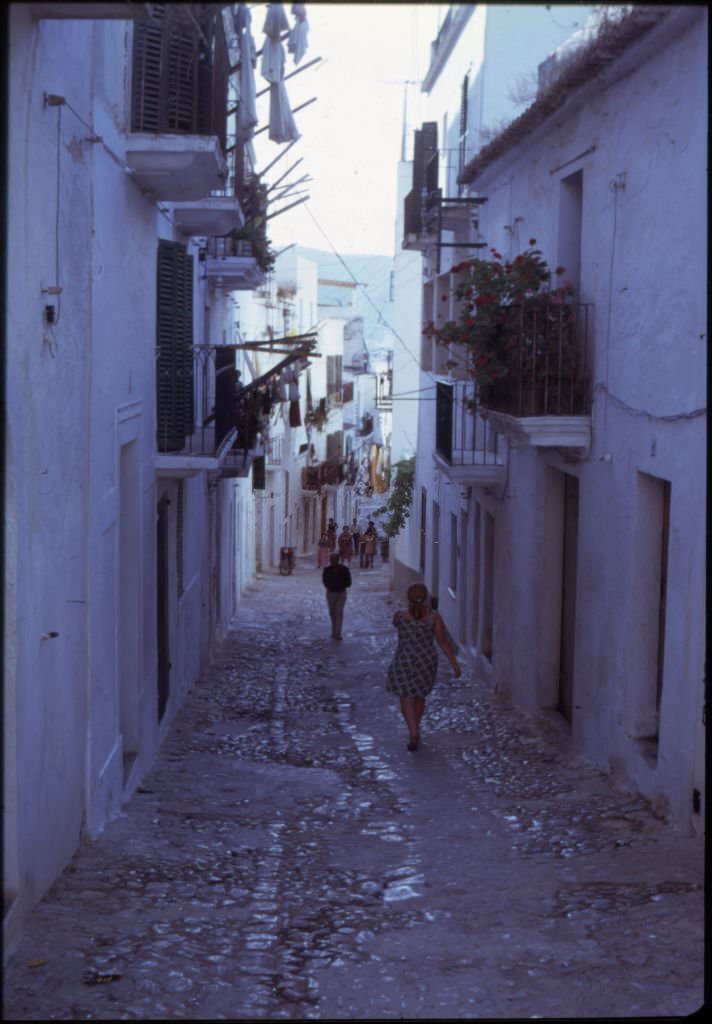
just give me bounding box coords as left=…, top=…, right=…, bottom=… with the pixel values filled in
left=433, top=613, right=461, bottom=677
left=392, top=610, right=403, bottom=627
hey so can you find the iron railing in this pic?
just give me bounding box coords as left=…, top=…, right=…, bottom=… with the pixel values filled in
left=266, top=434, right=283, bottom=466
left=479, top=301, right=592, bottom=417
left=301, top=459, right=345, bottom=490
left=436, top=381, right=504, bottom=467
left=157, top=344, right=265, bottom=460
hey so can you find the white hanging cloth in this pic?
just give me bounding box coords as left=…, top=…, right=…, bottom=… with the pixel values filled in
left=263, top=3, right=290, bottom=39
left=234, top=4, right=258, bottom=140
left=268, top=80, right=300, bottom=143
left=260, top=35, right=285, bottom=84
left=261, top=3, right=300, bottom=144
left=288, top=3, right=309, bottom=65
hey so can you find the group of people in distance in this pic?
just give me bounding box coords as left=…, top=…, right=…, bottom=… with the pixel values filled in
left=317, top=517, right=378, bottom=570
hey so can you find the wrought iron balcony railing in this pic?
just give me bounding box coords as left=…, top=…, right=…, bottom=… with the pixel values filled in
left=156, top=344, right=264, bottom=465
left=435, top=381, right=505, bottom=469
left=301, top=459, right=346, bottom=491
left=478, top=301, right=592, bottom=417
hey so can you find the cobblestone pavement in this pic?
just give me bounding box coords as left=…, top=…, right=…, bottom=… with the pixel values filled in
left=3, top=558, right=705, bottom=1020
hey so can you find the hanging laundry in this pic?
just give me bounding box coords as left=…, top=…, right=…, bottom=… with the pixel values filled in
left=288, top=3, right=309, bottom=65
left=235, top=4, right=258, bottom=140
left=261, top=3, right=300, bottom=143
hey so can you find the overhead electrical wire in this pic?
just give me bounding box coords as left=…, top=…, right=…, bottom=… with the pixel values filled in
left=303, top=202, right=437, bottom=381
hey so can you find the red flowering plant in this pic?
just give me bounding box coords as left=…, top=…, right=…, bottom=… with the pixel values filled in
left=432, top=241, right=577, bottom=410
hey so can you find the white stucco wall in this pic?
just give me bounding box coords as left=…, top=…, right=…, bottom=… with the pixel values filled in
left=462, top=8, right=707, bottom=827
left=5, top=8, right=257, bottom=955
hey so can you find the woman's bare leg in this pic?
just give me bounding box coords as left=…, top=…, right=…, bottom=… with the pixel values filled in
left=413, top=697, right=426, bottom=736
left=399, top=697, right=419, bottom=747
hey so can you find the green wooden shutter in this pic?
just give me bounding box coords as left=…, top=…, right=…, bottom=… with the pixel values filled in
left=156, top=239, right=194, bottom=452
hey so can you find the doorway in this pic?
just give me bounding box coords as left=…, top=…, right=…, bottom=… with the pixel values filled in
left=119, top=441, right=140, bottom=781
left=431, top=500, right=440, bottom=609
left=558, top=473, right=579, bottom=722
left=156, top=493, right=170, bottom=721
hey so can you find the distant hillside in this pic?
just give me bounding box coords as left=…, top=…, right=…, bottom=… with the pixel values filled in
left=292, top=246, right=395, bottom=344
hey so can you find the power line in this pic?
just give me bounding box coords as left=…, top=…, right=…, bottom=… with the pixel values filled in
left=303, top=203, right=435, bottom=381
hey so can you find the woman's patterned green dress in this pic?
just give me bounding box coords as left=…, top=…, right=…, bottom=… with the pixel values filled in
left=386, top=614, right=438, bottom=697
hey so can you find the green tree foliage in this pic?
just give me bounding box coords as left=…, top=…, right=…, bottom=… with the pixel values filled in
left=376, top=456, right=415, bottom=538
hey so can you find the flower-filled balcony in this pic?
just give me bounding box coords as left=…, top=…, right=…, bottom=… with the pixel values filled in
left=155, top=344, right=263, bottom=478
left=434, top=381, right=506, bottom=487
left=126, top=5, right=229, bottom=200
left=430, top=243, right=592, bottom=448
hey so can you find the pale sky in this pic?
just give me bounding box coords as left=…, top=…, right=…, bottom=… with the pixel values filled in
left=251, top=3, right=443, bottom=257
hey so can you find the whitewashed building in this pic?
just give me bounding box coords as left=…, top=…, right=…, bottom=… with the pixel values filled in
left=390, top=2, right=596, bottom=596
left=396, top=4, right=706, bottom=831
left=3, top=2, right=276, bottom=954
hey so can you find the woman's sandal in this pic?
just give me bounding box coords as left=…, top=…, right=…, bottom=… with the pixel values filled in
left=407, top=734, right=419, bottom=752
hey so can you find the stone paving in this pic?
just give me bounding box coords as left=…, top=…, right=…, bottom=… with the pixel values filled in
left=2, top=557, right=705, bottom=1020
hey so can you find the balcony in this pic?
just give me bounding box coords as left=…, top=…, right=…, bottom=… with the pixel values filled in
left=205, top=236, right=266, bottom=291
left=301, top=459, right=346, bottom=492
left=477, top=301, right=592, bottom=448
left=126, top=5, right=229, bottom=201
left=265, top=434, right=284, bottom=470
left=434, top=381, right=506, bottom=487
left=171, top=196, right=244, bottom=237
left=155, top=344, right=261, bottom=478
left=376, top=370, right=393, bottom=411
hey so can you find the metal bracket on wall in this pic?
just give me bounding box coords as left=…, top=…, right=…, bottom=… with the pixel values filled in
left=428, top=194, right=489, bottom=274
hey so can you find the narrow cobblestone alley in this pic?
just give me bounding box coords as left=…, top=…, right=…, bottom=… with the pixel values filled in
left=3, top=558, right=704, bottom=1021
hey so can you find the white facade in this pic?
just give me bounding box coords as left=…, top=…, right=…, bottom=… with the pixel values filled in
left=396, top=5, right=706, bottom=831
left=4, top=5, right=259, bottom=955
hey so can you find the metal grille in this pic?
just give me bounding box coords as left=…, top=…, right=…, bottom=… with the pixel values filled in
left=436, top=381, right=504, bottom=467
left=481, top=302, right=592, bottom=417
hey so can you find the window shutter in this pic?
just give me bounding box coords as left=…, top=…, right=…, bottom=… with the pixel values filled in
left=435, top=382, right=453, bottom=463
left=156, top=239, right=194, bottom=452
left=214, top=346, right=235, bottom=449
left=131, top=7, right=164, bottom=132
left=421, top=121, right=439, bottom=198
left=132, top=4, right=222, bottom=137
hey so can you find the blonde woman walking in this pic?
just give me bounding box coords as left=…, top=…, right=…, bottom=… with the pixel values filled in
left=386, top=583, right=461, bottom=750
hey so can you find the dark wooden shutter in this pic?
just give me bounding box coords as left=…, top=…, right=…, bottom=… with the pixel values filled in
left=435, top=381, right=453, bottom=463
left=214, top=346, right=235, bottom=448
left=131, top=7, right=164, bottom=132
left=132, top=4, right=225, bottom=137
left=421, top=121, right=439, bottom=198
left=156, top=239, right=194, bottom=452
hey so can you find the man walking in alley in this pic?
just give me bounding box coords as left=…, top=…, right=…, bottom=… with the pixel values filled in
left=322, top=551, right=352, bottom=640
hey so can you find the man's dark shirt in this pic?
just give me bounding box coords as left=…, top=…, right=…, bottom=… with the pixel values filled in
left=322, top=564, right=352, bottom=592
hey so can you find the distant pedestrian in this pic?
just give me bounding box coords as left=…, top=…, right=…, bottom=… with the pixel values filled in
left=322, top=552, right=352, bottom=640
left=358, top=532, right=367, bottom=567
left=317, top=532, right=330, bottom=569
left=327, top=518, right=337, bottom=551
left=363, top=522, right=377, bottom=568
left=351, top=518, right=360, bottom=556
left=386, top=583, right=461, bottom=751
left=338, top=525, right=353, bottom=564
